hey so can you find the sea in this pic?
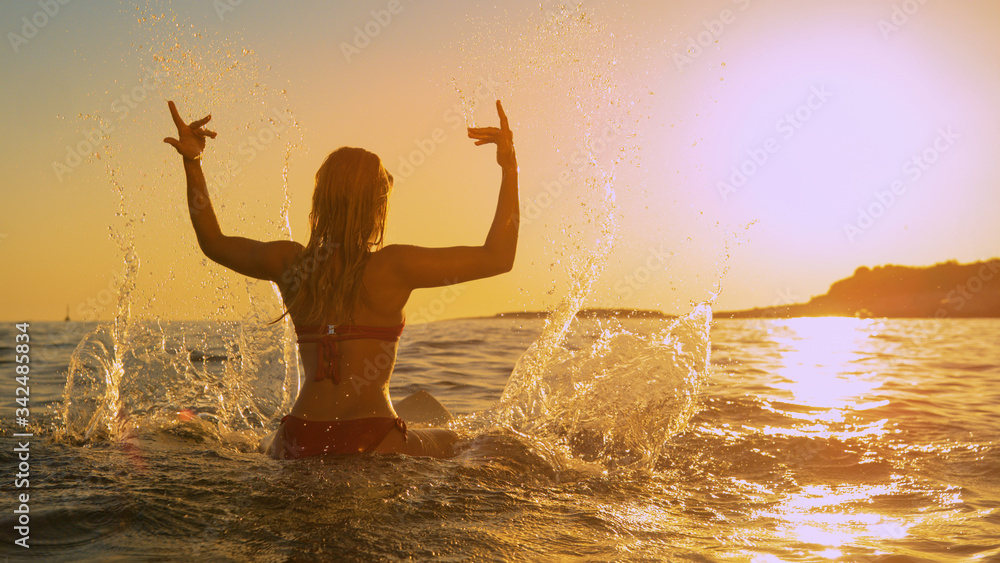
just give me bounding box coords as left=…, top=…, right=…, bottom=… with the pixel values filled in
left=1, top=313, right=998, bottom=561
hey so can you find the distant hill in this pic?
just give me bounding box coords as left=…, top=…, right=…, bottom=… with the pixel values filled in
left=717, top=259, right=1000, bottom=319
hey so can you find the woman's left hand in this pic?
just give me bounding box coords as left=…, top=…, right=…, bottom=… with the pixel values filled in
left=163, top=100, right=217, bottom=161
left=468, top=100, right=516, bottom=170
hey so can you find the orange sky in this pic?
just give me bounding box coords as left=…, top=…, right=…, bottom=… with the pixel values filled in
left=2, top=0, right=999, bottom=322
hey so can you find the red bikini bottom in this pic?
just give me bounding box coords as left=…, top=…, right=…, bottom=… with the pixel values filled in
left=273, top=414, right=408, bottom=459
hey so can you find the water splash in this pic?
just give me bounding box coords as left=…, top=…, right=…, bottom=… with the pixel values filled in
left=491, top=306, right=712, bottom=469
left=57, top=250, right=139, bottom=442
left=56, top=319, right=290, bottom=445
left=452, top=4, right=713, bottom=472
left=56, top=4, right=301, bottom=445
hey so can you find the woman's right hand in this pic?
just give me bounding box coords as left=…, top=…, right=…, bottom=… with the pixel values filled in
left=468, top=100, right=516, bottom=170
left=163, top=100, right=217, bottom=161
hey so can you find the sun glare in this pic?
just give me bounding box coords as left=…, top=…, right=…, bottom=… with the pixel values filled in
left=694, top=12, right=969, bottom=267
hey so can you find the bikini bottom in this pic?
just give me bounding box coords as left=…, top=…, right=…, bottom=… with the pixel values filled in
left=272, top=414, right=407, bottom=459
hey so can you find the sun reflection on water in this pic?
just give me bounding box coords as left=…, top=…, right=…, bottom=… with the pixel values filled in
left=768, top=317, right=882, bottom=410
left=747, top=318, right=918, bottom=557
left=587, top=317, right=992, bottom=559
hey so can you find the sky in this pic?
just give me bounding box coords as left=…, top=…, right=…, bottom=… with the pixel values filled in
left=1, top=0, right=998, bottom=323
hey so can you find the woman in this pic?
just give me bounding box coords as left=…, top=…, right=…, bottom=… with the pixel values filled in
left=164, top=99, right=517, bottom=459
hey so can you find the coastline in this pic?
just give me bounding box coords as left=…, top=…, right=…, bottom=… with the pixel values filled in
left=487, top=259, right=1000, bottom=320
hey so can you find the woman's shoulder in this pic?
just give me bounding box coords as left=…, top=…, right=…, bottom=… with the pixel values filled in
left=276, top=239, right=307, bottom=265
left=269, top=240, right=307, bottom=286
left=375, top=243, right=411, bottom=255
left=363, top=245, right=414, bottom=307
left=277, top=239, right=307, bottom=253
left=370, top=243, right=419, bottom=266
left=367, top=244, right=405, bottom=273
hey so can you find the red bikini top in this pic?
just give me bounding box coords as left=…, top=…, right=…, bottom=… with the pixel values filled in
left=295, top=322, right=405, bottom=384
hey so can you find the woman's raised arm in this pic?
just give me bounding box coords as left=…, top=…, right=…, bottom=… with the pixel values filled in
left=471, top=100, right=519, bottom=273
left=385, top=100, right=519, bottom=289
left=164, top=101, right=300, bottom=283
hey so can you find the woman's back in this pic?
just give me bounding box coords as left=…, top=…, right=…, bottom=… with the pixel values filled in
left=283, top=247, right=408, bottom=421
left=165, top=99, right=517, bottom=459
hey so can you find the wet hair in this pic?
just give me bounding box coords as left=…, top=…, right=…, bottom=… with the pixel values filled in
left=283, top=147, right=392, bottom=324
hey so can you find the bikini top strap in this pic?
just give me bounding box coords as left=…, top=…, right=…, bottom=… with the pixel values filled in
left=294, top=323, right=405, bottom=383
left=295, top=322, right=405, bottom=340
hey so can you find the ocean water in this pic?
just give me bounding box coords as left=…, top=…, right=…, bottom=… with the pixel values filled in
left=2, top=315, right=998, bottom=561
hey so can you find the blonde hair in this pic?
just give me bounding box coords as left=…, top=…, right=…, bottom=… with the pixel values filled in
left=283, top=147, right=392, bottom=325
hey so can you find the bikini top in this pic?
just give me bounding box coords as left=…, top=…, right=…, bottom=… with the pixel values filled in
left=295, top=322, right=405, bottom=384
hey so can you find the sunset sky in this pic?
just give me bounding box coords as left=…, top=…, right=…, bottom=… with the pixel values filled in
left=2, top=0, right=998, bottom=322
